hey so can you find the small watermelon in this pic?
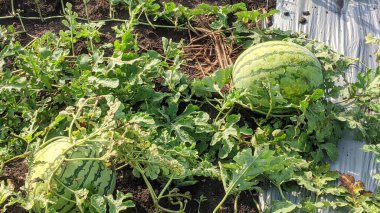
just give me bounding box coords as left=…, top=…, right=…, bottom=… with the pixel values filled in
left=232, top=40, right=323, bottom=114
left=26, top=138, right=116, bottom=212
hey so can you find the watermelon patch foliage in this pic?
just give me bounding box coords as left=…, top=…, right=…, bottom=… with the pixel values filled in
left=1, top=1, right=380, bottom=212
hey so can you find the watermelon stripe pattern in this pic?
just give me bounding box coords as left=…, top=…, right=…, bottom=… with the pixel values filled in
left=26, top=139, right=116, bottom=213
left=233, top=51, right=315, bottom=76
left=232, top=41, right=323, bottom=113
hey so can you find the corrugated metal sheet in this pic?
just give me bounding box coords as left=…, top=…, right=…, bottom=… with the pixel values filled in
left=260, top=0, right=380, bottom=211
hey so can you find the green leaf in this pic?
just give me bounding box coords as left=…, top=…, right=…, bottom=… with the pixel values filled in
left=88, top=76, right=120, bottom=88
left=162, top=37, right=182, bottom=59
left=105, top=191, right=135, bottom=213
left=90, top=195, right=107, bottom=213
left=211, top=121, right=239, bottom=158
left=310, top=89, right=324, bottom=101
left=270, top=200, right=300, bottom=213
left=0, top=181, right=14, bottom=205
left=191, top=67, right=232, bottom=97
left=319, top=143, right=338, bottom=161
left=74, top=188, right=89, bottom=212
left=39, top=47, right=52, bottom=59
left=221, top=148, right=276, bottom=193
left=302, top=198, right=330, bottom=212
left=293, top=171, right=319, bottom=193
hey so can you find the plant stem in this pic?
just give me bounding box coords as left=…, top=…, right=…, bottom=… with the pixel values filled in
left=116, top=163, right=129, bottom=170
left=234, top=193, right=240, bottom=213
left=250, top=191, right=262, bottom=213
left=0, top=15, right=64, bottom=20
left=238, top=102, right=294, bottom=118
left=68, top=105, right=83, bottom=142
left=134, top=163, right=158, bottom=204
left=69, top=18, right=75, bottom=56
left=314, top=193, right=320, bottom=213
left=83, top=0, right=94, bottom=52
left=144, top=12, right=156, bottom=29
left=157, top=175, right=174, bottom=200
left=213, top=191, right=231, bottom=213
left=0, top=15, right=189, bottom=30
left=221, top=106, right=234, bottom=121
left=214, top=106, right=225, bottom=122
left=214, top=163, right=230, bottom=212
left=83, top=0, right=90, bottom=21
left=34, top=0, right=43, bottom=21
left=276, top=184, right=286, bottom=200
left=16, top=13, right=27, bottom=33
left=60, top=0, right=65, bottom=14
left=2, top=152, right=30, bottom=166
left=109, top=0, right=113, bottom=18
left=134, top=163, right=184, bottom=213
left=264, top=80, right=273, bottom=119
left=11, top=0, right=15, bottom=16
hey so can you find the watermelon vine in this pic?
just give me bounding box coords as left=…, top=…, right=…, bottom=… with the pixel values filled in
left=1, top=1, right=380, bottom=212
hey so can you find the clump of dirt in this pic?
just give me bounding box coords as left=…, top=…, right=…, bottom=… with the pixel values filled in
left=135, top=25, right=188, bottom=54
left=116, top=169, right=156, bottom=212
left=4, top=205, right=27, bottom=213
left=1, top=159, right=28, bottom=191
left=239, top=0, right=276, bottom=10
left=0, top=159, right=28, bottom=213
left=72, top=0, right=110, bottom=20
left=6, top=18, right=65, bottom=46
left=0, top=0, right=59, bottom=17
left=74, top=39, right=88, bottom=55
left=181, top=178, right=258, bottom=213
left=23, top=19, right=64, bottom=37
left=117, top=170, right=259, bottom=213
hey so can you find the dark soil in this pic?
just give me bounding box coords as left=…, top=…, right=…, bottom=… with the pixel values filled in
left=0, top=0, right=276, bottom=212
left=1, top=159, right=28, bottom=191
left=0, top=0, right=59, bottom=17
left=181, top=178, right=259, bottom=213
left=0, top=159, right=28, bottom=213
left=0, top=0, right=276, bottom=73
left=72, top=0, right=110, bottom=20
left=117, top=169, right=259, bottom=213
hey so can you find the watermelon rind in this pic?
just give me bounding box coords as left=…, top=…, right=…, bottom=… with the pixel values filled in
left=26, top=138, right=116, bottom=213
left=232, top=40, right=323, bottom=114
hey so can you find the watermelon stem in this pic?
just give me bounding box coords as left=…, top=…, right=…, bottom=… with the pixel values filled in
left=205, top=98, right=219, bottom=111
left=214, top=98, right=234, bottom=122
left=46, top=158, right=65, bottom=192
left=275, top=183, right=286, bottom=200
left=214, top=108, right=225, bottom=121
left=263, top=79, right=274, bottom=119
left=239, top=102, right=295, bottom=118
left=41, top=136, right=69, bottom=149
left=157, top=175, right=174, bottom=200
left=220, top=106, right=234, bottom=121
left=234, top=193, right=240, bottom=213
left=134, top=163, right=185, bottom=213
left=187, top=21, right=199, bottom=35
left=52, top=190, right=76, bottom=204
left=144, top=12, right=155, bottom=29
left=68, top=100, right=89, bottom=143
left=54, top=177, right=77, bottom=195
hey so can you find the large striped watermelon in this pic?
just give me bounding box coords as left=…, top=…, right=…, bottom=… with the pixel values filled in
left=26, top=137, right=116, bottom=212
left=232, top=40, right=323, bottom=114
